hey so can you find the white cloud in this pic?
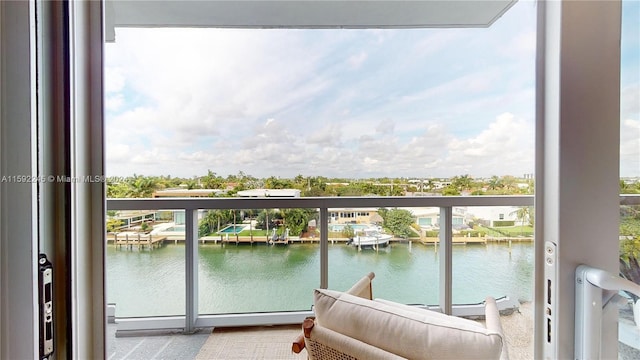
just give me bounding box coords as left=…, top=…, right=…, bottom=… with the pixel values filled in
left=105, top=67, right=125, bottom=93
left=501, top=30, right=536, bottom=59
left=621, top=119, right=640, bottom=177
left=106, top=28, right=334, bottom=142
left=106, top=143, right=131, bottom=163
left=413, top=31, right=465, bottom=57
left=105, top=94, right=124, bottom=112
left=101, top=2, right=572, bottom=179
left=445, top=113, right=534, bottom=176
left=622, top=84, right=639, bottom=116
left=347, top=51, right=368, bottom=69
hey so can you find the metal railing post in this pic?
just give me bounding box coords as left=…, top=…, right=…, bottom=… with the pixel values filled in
left=439, top=206, right=453, bottom=315
left=320, top=207, right=329, bottom=289
left=185, top=208, right=199, bottom=333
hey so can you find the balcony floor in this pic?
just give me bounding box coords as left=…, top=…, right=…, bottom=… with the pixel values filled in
left=107, top=323, right=304, bottom=359
left=107, top=303, right=535, bottom=359
left=106, top=303, right=640, bottom=360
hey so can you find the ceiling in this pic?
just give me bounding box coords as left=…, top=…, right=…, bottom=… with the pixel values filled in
left=105, top=0, right=518, bottom=42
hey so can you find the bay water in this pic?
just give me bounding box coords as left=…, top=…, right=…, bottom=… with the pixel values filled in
left=107, top=242, right=533, bottom=317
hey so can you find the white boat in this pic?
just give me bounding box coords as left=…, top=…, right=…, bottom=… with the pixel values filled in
left=348, top=228, right=392, bottom=248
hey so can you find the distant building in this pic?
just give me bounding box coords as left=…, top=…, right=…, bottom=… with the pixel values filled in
left=329, top=208, right=380, bottom=224
left=152, top=188, right=223, bottom=198
left=410, top=207, right=468, bottom=229
left=468, top=206, right=523, bottom=227
left=236, top=189, right=301, bottom=197
left=110, top=211, right=156, bottom=230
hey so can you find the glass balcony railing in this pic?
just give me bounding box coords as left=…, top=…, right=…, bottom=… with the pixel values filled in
left=107, top=193, right=640, bottom=355
left=107, top=195, right=537, bottom=333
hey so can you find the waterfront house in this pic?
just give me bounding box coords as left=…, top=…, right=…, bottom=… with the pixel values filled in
left=412, top=207, right=468, bottom=230
left=329, top=208, right=381, bottom=225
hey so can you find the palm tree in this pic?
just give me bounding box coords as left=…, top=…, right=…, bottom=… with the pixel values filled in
left=452, top=174, right=473, bottom=192
left=488, top=175, right=503, bottom=191
left=510, top=207, right=532, bottom=235
left=425, top=179, right=435, bottom=193
left=202, top=170, right=224, bottom=189
left=501, top=176, right=518, bottom=193
left=233, top=210, right=238, bottom=241
left=246, top=209, right=255, bottom=241
left=199, top=210, right=220, bottom=237
left=127, top=175, right=158, bottom=198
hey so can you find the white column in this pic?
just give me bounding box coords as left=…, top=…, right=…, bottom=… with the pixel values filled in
left=536, top=1, right=621, bottom=358
left=69, top=0, right=106, bottom=358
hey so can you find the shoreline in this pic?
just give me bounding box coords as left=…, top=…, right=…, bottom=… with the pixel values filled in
left=107, top=233, right=534, bottom=245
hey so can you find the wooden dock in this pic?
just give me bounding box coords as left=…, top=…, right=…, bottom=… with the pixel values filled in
left=214, top=235, right=329, bottom=245
left=420, top=237, right=488, bottom=245
left=217, top=236, right=294, bottom=245
left=108, top=233, right=167, bottom=250
left=220, top=236, right=271, bottom=245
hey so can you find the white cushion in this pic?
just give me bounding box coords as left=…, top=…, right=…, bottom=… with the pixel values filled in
left=314, top=289, right=504, bottom=360
left=373, top=298, right=483, bottom=329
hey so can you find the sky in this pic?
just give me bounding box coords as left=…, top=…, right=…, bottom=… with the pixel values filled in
left=105, top=0, right=639, bottom=179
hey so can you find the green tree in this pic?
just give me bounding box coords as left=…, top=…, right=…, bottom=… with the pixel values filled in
left=451, top=174, right=474, bottom=192
left=510, top=206, right=533, bottom=235
left=280, top=208, right=316, bottom=236
left=501, top=176, right=518, bottom=192
left=383, top=208, right=414, bottom=238
left=424, top=179, right=435, bottom=192
left=183, top=179, right=199, bottom=190
left=621, top=180, right=640, bottom=194
left=256, top=209, right=277, bottom=231
left=198, top=209, right=234, bottom=237
left=342, top=225, right=355, bottom=239
left=488, top=175, right=503, bottom=190
left=140, top=222, right=151, bottom=233
left=442, top=185, right=461, bottom=196
left=106, top=181, right=130, bottom=198
left=127, top=175, right=158, bottom=197
left=265, top=176, right=294, bottom=189
left=243, top=209, right=256, bottom=241
left=202, top=170, right=224, bottom=189
left=106, top=218, right=123, bottom=233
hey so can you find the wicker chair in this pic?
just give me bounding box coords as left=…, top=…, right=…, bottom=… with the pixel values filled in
left=292, top=273, right=509, bottom=360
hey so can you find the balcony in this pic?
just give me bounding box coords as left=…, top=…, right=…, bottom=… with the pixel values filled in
left=106, top=194, right=640, bottom=359
left=107, top=195, right=535, bottom=332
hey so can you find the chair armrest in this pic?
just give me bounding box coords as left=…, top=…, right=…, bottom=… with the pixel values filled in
left=484, top=297, right=509, bottom=360
left=291, top=333, right=305, bottom=354
left=345, top=272, right=375, bottom=300
left=304, top=320, right=406, bottom=360
left=294, top=273, right=376, bottom=354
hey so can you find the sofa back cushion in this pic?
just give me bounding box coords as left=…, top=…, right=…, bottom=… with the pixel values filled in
left=313, top=289, right=504, bottom=360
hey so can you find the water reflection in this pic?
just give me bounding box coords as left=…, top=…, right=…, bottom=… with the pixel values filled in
left=106, top=242, right=533, bottom=316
